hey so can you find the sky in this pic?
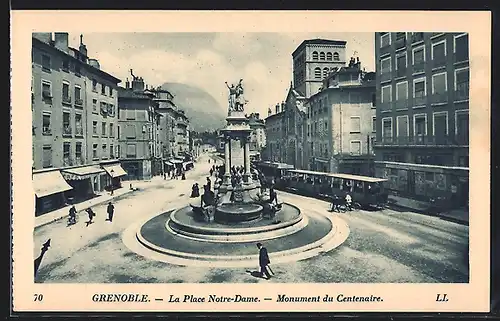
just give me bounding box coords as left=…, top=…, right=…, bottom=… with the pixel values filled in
left=68, top=32, right=375, bottom=116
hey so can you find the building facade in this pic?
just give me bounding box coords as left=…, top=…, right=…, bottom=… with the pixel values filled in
left=282, top=86, right=307, bottom=169
left=118, top=73, right=162, bottom=180
left=32, top=32, right=126, bottom=215
left=305, top=58, right=376, bottom=175
left=373, top=32, right=469, bottom=207
left=263, top=103, right=285, bottom=162
left=292, top=39, right=347, bottom=98
left=154, top=87, right=177, bottom=162
left=247, top=112, right=266, bottom=161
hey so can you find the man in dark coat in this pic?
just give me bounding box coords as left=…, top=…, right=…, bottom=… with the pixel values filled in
left=106, top=202, right=115, bottom=222
left=256, top=242, right=272, bottom=279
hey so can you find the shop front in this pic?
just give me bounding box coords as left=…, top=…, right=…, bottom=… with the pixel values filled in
left=33, top=169, right=73, bottom=216
left=61, top=165, right=106, bottom=203
left=101, top=162, right=128, bottom=191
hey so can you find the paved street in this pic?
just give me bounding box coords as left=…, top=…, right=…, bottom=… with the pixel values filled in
left=34, top=153, right=468, bottom=284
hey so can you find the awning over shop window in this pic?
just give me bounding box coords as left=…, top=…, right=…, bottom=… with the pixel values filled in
left=33, top=170, right=73, bottom=198
left=61, top=165, right=105, bottom=180
left=102, top=164, right=127, bottom=178
left=165, top=161, right=174, bottom=166
left=170, top=159, right=183, bottom=164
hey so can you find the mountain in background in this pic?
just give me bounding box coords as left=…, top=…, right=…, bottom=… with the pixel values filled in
left=160, top=82, right=226, bottom=132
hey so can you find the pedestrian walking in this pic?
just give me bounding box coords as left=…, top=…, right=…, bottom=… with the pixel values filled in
left=106, top=202, right=115, bottom=222
left=209, top=168, right=213, bottom=177
left=85, top=208, right=96, bottom=227
left=256, top=243, right=272, bottom=279
left=68, top=205, right=77, bottom=225
left=206, top=177, right=212, bottom=191
left=110, top=186, right=114, bottom=196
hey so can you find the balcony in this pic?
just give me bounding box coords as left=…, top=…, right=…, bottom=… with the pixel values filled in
left=412, top=32, right=424, bottom=44
left=62, top=95, right=72, bottom=105
left=430, top=92, right=448, bottom=105
left=75, top=98, right=84, bottom=107
left=395, top=99, right=408, bottom=110
left=454, top=83, right=469, bottom=102
left=413, top=95, right=427, bottom=107
left=62, top=125, right=72, bottom=136
left=379, top=72, right=392, bottom=83
left=375, top=134, right=468, bottom=147
left=380, top=102, right=392, bottom=112
left=412, top=62, right=425, bottom=74
left=396, top=66, right=406, bottom=78
left=431, top=56, right=446, bottom=69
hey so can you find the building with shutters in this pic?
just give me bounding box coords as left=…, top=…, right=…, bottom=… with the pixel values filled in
left=373, top=32, right=469, bottom=207
left=31, top=32, right=126, bottom=215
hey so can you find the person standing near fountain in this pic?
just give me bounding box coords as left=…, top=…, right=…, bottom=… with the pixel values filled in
left=206, top=177, right=212, bottom=191
left=256, top=243, right=272, bottom=280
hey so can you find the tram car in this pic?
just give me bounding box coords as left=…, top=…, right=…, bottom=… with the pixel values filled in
left=254, top=161, right=294, bottom=189
left=284, top=169, right=389, bottom=209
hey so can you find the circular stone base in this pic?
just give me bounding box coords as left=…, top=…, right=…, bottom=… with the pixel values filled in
left=215, top=203, right=263, bottom=223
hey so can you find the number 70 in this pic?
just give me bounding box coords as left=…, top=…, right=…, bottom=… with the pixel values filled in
left=34, top=294, right=43, bottom=301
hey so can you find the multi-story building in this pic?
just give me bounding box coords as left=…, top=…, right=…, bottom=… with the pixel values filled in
left=118, top=72, right=162, bottom=180
left=305, top=57, right=376, bottom=174
left=373, top=32, right=469, bottom=208
left=174, top=110, right=190, bottom=158
left=292, top=39, right=347, bottom=98
left=247, top=112, right=266, bottom=161
left=32, top=32, right=125, bottom=215
left=282, top=85, right=308, bottom=169
left=263, top=103, right=285, bottom=162
left=153, top=87, right=177, bottom=162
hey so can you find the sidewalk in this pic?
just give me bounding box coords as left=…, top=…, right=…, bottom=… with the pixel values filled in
left=387, top=195, right=469, bottom=225
left=35, top=187, right=135, bottom=229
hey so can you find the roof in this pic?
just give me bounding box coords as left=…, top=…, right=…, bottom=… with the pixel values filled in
left=117, top=87, right=154, bottom=100
left=32, top=37, right=121, bottom=84
left=287, top=169, right=388, bottom=183
left=264, top=111, right=284, bottom=122
left=292, top=39, right=347, bottom=57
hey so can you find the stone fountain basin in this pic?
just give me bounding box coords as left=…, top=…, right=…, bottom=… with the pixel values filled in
left=215, top=203, right=263, bottom=223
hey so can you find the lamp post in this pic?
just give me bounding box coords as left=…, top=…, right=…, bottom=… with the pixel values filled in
left=110, top=169, right=114, bottom=193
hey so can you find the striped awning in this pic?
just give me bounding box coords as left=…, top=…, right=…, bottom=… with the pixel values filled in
left=102, top=164, right=127, bottom=178
left=33, top=170, right=73, bottom=198
left=61, top=165, right=105, bottom=180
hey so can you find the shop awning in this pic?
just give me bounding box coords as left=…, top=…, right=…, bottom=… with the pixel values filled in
left=33, top=170, right=73, bottom=198
left=61, top=165, right=105, bottom=180
left=170, top=159, right=183, bottom=164
left=165, top=161, right=174, bottom=166
left=102, top=164, right=127, bottom=178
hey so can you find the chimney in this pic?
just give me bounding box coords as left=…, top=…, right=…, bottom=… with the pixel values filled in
left=125, top=78, right=130, bottom=89
left=281, top=101, right=285, bottom=111
left=268, top=107, right=272, bottom=116
left=33, top=32, right=52, bottom=44
left=255, top=113, right=260, bottom=119
left=275, top=103, right=280, bottom=114
left=88, top=58, right=100, bottom=69
left=54, top=32, right=69, bottom=53
left=79, top=34, right=88, bottom=58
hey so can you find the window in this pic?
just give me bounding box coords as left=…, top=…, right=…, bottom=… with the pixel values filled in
left=126, top=110, right=135, bottom=120
left=314, top=67, right=322, bottom=79
left=380, top=33, right=391, bottom=47
left=396, top=81, right=408, bottom=100
left=109, top=123, right=114, bottom=137
left=75, top=114, right=83, bottom=136
left=396, top=53, right=407, bottom=77
left=326, top=52, right=332, bottom=61
left=92, top=99, right=98, bottom=113
left=350, top=117, right=361, bottom=133
left=102, top=144, right=107, bottom=158
left=333, top=52, right=340, bottom=61
left=312, top=51, right=319, bottom=60
left=42, top=145, right=52, bottom=168
left=455, top=67, right=470, bottom=100
left=395, top=32, right=406, bottom=41
left=397, top=115, right=409, bottom=138
left=432, top=72, right=447, bottom=94
left=75, top=143, right=82, bottom=163
left=62, top=81, right=70, bottom=103
left=413, top=114, right=427, bottom=137
left=381, top=85, right=392, bottom=103
left=382, top=118, right=393, bottom=138
left=93, top=144, right=98, bottom=159
left=412, top=46, right=425, bottom=65
left=127, top=144, right=137, bottom=157
left=92, top=79, right=97, bottom=92
left=62, top=59, right=69, bottom=72
left=371, top=93, right=376, bottom=107
left=319, top=52, right=325, bottom=60
left=350, top=141, right=361, bottom=155
left=126, top=124, right=136, bottom=138
left=101, top=84, right=106, bottom=95
left=372, top=116, right=376, bottom=132
left=109, top=88, right=114, bottom=97
left=63, top=142, right=71, bottom=165
left=381, top=57, right=391, bottom=74
left=100, top=101, right=107, bottom=114
left=41, top=54, right=51, bottom=72
left=75, top=63, right=81, bottom=76
left=413, top=77, right=427, bottom=105
left=102, top=122, right=107, bottom=137
left=92, top=121, right=98, bottom=135
left=110, top=144, right=114, bottom=158
left=433, top=112, right=449, bottom=140
left=432, top=40, right=447, bottom=65
left=63, top=112, right=71, bottom=135
left=74, top=86, right=82, bottom=105
left=117, top=125, right=120, bottom=139
left=41, top=81, right=52, bottom=99
left=455, top=110, right=469, bottom=143
left=116, top=145, right=121, bottom=158
left=42, top=113, right=51, bottom=135
left=454, top=33, right=469, bottom=62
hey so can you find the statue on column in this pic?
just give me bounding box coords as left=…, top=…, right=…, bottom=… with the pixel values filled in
left=225, top=79, right=248, bottom=112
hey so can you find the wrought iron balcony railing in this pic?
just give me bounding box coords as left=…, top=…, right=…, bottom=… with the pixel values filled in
left=375, top=134, right=468, bottom=146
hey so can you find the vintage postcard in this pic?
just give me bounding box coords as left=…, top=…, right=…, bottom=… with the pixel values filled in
left=11, top=10, right=490, bottom=313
